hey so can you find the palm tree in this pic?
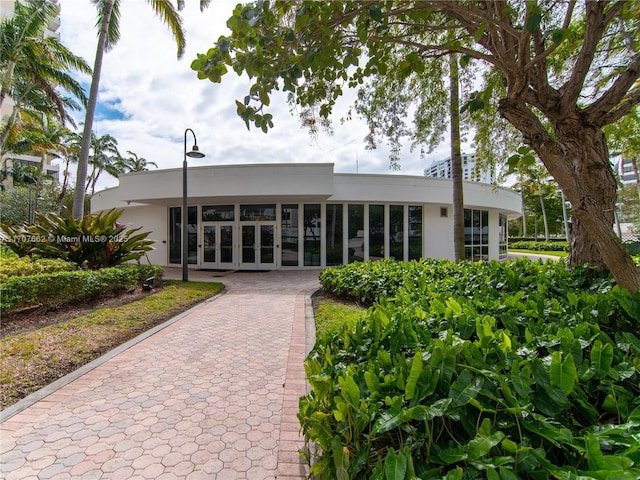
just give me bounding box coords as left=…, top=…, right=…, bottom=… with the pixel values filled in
left=72, top=0, right=212, bottom=219
left=449, top=53, right=465, bottom=262
left=16, top=115, right=71, bottom=203
left=85, top=132, right=121, bottom=195
left=57, top=131, right=81, bottom=204
left=0, top=0, right=90, bottom=149
left=122, top=150, right=157, bottom=172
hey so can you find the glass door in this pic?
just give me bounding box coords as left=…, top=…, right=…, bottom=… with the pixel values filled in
left=201, top=223, right=235, bottom=269
left=240, top=222, right=276, bottom=269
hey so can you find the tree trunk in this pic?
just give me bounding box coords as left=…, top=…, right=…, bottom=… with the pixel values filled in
left=450, top=54, right=465, bottom=262
left=71, top=0, right=113, bottom=219
left=499, top=100, right=640, bottom=292
left=0, top=101, right=20, bottom=150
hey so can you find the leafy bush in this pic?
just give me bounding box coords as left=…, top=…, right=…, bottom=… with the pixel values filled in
left=0, top=209, right=154, bottom=269
left=319, top=258, right=607, bottom=307
left=305, top=260, right=640, bottom=479
left=0, top=264, right=162, bottom=313
left=510, top=240, right=569, bottom=252
left=0, top=256, right=77, bottom=282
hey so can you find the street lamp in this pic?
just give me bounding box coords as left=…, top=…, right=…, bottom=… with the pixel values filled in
left=183, top=128, right=206, bottom=282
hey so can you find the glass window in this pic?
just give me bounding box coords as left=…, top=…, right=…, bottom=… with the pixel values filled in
left=389, top=205, right=404, bottom=261
left=348, top=204, right=364, bottom=263
left=408, top=206, right=422, bottom=260
left=369, top=204, right=384, bottom=261
left=169, top=207, right=181, bottom=264
left=202, top=205, right=234, bottom=221
left=240, top=204, right=276, bottom=221
left=465, top=209, right=489, bottom=261
left=304, top=204, right=321, bottom=266
left=326, top=204, right=343, bottom=266
left=187, top=206, right=197, bottom=264
left=281, top=204, right=299, bottom=266
left=499, top=214, right=508, bottom=259
left=168, top=206, right=197, bottom=264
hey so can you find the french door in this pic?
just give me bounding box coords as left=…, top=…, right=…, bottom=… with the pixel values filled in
left=201, top=223, right=235, bottom=269
left=240, top=222, right=276, bottom=270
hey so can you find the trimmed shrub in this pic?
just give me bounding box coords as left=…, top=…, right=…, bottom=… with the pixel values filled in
left=0, top=257, right=77, bottom=282
left=510, top=240, right=569, bottom=251
left=0, top=265, right=161, bottom=313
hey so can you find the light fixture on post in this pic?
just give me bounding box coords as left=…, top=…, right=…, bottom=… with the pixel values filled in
left=183, top=128, right=206, bottom=282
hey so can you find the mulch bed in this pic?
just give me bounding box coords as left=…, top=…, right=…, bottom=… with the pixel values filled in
left=1, top=287, right=158, bottom=339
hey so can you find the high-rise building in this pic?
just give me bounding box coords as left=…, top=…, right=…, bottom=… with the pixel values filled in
left=614, top=157, right=638, bottom=185
left=1, top=0, right=61, bottom=186
left=424, top=153, right=495, bottom=184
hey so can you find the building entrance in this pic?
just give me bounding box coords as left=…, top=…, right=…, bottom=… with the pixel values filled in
left=200, top=223, right=235, bottom=269
left=240, top=222, right=276, bottom=270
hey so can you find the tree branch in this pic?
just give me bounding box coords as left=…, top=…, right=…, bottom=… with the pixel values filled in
left=584, top=52, right=640, bottom=125
left=597, top=88, right=640, bottom=126
left=561, top=1, right=611, bottom=108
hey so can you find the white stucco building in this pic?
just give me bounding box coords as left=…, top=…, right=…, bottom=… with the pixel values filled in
left=92, top=163, right=521, bottom=271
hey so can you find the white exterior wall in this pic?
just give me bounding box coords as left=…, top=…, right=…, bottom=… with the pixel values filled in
left=423, top=205, right=454, bottom=260
left=92, top=163, right=521, bottom=269
left=117, top=205, right=168, bottom=265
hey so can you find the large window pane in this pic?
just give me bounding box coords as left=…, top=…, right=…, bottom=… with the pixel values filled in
left=187, top=206, right=197, bottom=264
left=465, top=208, right=489, bottom=261
left=169, top=206, right=197, bottom=264
left=499, top=214, right=508, bottom=259
left=281, top=204, right=299, bottom=266
left=202, top=205, right=234, bottom=221
left=169, top=207, right=181, bottom=264
left=326, top=204, right=343, bottom=266
left=389, top=205, right=404, bottom=260
left=348, top=204, right=364, bottom=262
left=369, top=204, right=384, bottom=261
left=408, top=205, right=422, bottom=260
left=240, top=204, right=276, bottom=221
left=304, top=204, right=321, bottom=266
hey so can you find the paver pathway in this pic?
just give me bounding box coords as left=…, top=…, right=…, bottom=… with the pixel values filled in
left=1, top=269, right=321, bottom=479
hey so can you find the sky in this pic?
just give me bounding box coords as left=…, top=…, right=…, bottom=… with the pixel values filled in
left=57, top=0, right=469, bottom=192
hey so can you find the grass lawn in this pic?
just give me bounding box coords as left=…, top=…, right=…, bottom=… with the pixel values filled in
left=0, top=280, right=223, bottom=409
left=312, top=291, right=366, bottom=338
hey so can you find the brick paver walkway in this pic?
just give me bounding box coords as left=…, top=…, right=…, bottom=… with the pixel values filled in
left=1, top=269, right=320, bottom=479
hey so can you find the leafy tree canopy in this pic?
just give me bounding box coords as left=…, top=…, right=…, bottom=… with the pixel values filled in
left=193, top=0, right=640, bottom=292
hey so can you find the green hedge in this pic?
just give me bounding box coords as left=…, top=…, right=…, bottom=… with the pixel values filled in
left=308, top=259, right=640, bottom=479
left=0, top=256, right=77, bottom=282
left=0, top=264, right=164, bottom=313
left=510, top=240, right=570, bottom=251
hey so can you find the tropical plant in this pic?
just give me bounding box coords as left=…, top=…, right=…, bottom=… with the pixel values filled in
left=304, top=260, right=640, bottom=478
left=193, top=0, right=640, bottom=292
left=72, top=0, right=212, bottom=219
left=0, top=208, right=154, bottom=269
left=0, top=0, right=90, bottom=149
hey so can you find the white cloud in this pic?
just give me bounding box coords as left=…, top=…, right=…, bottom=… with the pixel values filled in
left=58, top=0, right=462, bottom=191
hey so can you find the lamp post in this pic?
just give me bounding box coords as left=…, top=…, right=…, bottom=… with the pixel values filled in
left=182, top=128, right=206, bottom=282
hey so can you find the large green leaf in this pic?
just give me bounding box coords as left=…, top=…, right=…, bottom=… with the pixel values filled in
left=467, top=419, right=505, bottom=460
left=591, top=340, right=614, bottom=377
left=405, top=350, right=423, bottom=401
left=449, top=369, right=481, bottom=407
left=384, top=448, right=407, bottom=480
left=550, top=351, right=577, bottom=395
